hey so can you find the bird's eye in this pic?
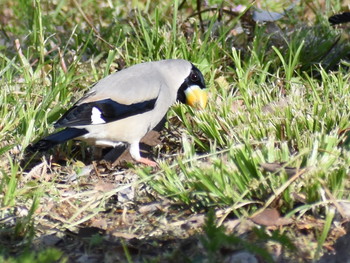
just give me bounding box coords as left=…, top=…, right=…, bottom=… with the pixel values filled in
left=190, top=71, right=199, bottom=82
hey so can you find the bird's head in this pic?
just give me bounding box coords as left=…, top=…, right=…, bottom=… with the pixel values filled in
left=177, top=64, right=207, bottom=109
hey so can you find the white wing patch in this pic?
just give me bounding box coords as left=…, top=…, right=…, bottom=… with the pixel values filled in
left=91, top=107, right=106, bottom=124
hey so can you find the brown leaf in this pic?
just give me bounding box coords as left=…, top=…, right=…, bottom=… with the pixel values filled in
left=251, top=208, right=293, bottom=226
left=94, top=181, right=115, bottom=192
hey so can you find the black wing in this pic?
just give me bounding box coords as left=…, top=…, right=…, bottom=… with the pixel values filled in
left=27, top=128, right=89, bottom=152
left=329, top=12, right=350, bottom=25
left=54, top=98, right=157, bottom=128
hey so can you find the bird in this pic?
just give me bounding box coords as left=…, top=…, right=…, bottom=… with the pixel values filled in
left=28, top=59, right=207, bottom=166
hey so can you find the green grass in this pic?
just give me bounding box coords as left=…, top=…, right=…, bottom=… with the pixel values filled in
left=1, top=0, right=350, bottom=262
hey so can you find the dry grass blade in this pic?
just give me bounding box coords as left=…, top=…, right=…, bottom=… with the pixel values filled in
left=319, top=179, right=347, bottom=219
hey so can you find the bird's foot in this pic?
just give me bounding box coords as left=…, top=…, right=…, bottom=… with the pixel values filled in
left=138, top=157, right=157, bottom=167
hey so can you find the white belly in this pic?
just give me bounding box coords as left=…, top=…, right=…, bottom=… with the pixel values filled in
left=77, top=108, right=165, bottom=146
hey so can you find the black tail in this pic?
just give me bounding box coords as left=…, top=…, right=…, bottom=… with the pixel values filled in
left=27, top=128, right=88, bottom=152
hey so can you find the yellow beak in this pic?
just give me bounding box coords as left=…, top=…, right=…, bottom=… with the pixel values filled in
left=185, top=85, right=208, bottom=109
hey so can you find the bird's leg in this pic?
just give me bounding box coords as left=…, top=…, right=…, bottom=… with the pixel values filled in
left=129, top=142, right=157, bottom=167
left=138, top=157, right=158, bottom=167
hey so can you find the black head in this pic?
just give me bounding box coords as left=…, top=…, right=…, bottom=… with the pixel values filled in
left=177, top=64, right=206, bottom=104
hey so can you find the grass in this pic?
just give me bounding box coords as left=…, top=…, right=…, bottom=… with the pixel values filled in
left=1, top=0, right=350, bottom=262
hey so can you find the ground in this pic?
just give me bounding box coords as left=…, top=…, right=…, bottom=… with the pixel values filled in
left=1, top=0, right=350, bottom=262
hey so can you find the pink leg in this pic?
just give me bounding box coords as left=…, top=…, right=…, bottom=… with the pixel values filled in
left=130, top=142, right=157, bottom=167
left=137, top=157, right=158, bottom=167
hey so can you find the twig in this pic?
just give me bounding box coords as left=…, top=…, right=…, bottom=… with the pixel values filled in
left=196, top=0, right=204, bottom=33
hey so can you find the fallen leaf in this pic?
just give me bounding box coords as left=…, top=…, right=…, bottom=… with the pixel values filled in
left=251, top=208, right=293, bottom=226
left=94, top=181, right=115, bottom=192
